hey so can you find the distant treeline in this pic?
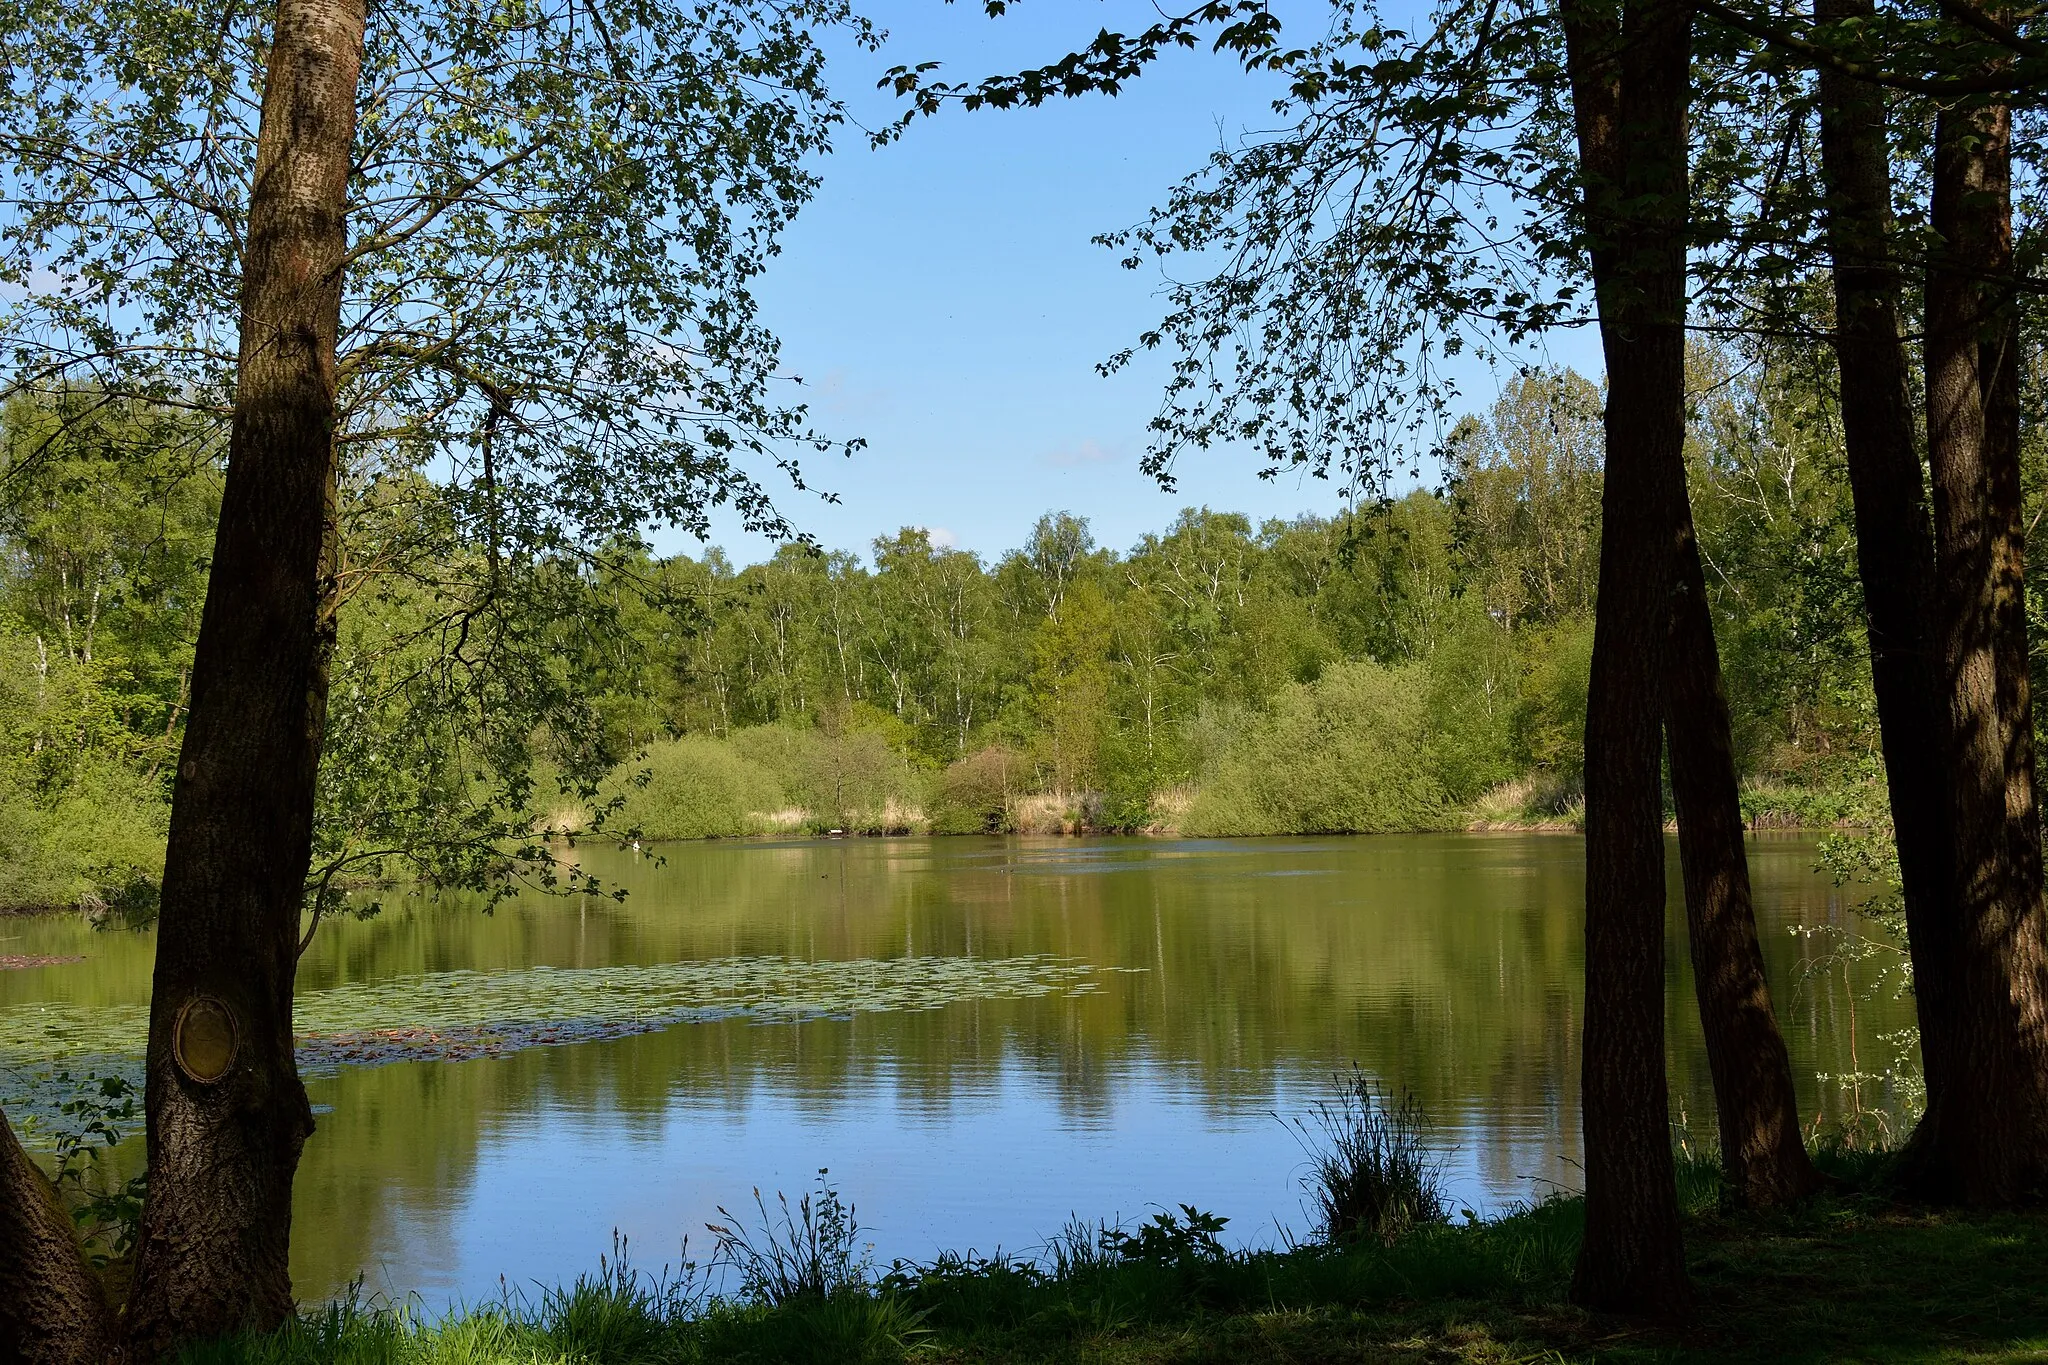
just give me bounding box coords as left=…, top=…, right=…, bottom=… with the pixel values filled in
left=1, top=353, right=1892, bottom=907
left=576, top=354, right=1879, bottom=841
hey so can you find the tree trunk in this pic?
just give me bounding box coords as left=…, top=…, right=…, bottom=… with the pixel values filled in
left=120, top=0, right=367, bottom=1354
left=1562, top=0, right=1693, bottom=1317
left=1664, top=534, right=1823, bottom=1207
left=1906, top=92, right=2048, bottom=1203
left=0, top=1111, right=118, bottom=1364
left=1811, top=0, right=1960, bottom=1143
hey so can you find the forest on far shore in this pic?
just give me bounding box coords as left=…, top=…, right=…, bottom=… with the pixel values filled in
left=0, top=346, right=1913, bottom=909
left=0, top=346, right=1938, bottom=909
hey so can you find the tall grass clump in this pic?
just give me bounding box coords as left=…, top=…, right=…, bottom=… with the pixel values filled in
left=1293, top=1066, right=1449, bottom=1245
left=699, top=1172, right=929, bottom=1364
left=534, top=1241, right=693, bottom=1363
left=708, top=1169, right=871, bottom=1303
left=1183, top=661, right=1450, bottom=835
left=1464, top=772, right=1584, bottom=829
left=603, top=735, right=782, bottom=840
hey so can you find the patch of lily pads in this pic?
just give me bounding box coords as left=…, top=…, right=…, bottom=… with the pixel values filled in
left=0, top=954, right=1112, bottom=1076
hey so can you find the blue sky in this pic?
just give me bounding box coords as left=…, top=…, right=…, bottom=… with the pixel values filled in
left=682, top=1, right=1598, bottom=567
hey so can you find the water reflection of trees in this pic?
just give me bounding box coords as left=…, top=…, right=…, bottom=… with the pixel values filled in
left=275, top=835, right=1910, bottom=1292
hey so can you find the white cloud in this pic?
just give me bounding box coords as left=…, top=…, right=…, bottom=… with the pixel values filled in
left=922, top=526, right=958, bottom=549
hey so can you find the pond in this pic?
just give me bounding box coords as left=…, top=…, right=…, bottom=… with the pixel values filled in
left=0, top=833, right=1913, bottom=1306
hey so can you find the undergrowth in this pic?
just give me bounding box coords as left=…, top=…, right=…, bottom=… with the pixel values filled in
left=180, top=1191, right=1587, bottom=1365
left=176, top=1104, right=2048, bottom=1365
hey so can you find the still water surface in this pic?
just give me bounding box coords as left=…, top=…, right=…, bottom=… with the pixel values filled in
left=0, top=834, right=1910, bottom=1305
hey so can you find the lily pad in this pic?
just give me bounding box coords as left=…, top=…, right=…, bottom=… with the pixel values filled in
left=0, top=954, right=1110, bottom=1070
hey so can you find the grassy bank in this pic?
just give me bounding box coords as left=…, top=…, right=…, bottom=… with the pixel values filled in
left=183, top=1161, right=2048, bottom=1364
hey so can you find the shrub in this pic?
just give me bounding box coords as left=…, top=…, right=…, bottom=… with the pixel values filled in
left=0, top=757, right=168, bottom=913
left=927, top=746, right=1021, bottom=834
left=1183, top=661, right=1449, bottom=835
left=604, top=735, right=782, bottom=840
left=730, top=725, right=922, bottom=834
left=1513, top=615, right=1595, bottom=781
left=1421, top=610, right=1520, bottom=803
left=1099, top=1205, right=1230, bottom=1268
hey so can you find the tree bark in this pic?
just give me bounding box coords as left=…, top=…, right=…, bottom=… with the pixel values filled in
left=1906, top=90, right=2048, bottom=1203
left=1664, top=535, right=1823, bottom=1207
left=1563, top=0, right=1694, bottom=1317
left=120, top=0, right=367, bottom=1354
left=1811, top=0, right=1961, bottom=1145
left=0, top=1111, right=118, bottom=1365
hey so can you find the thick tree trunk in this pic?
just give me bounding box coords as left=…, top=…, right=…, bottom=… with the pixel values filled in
left=1907, top=94, right=2048, bottom=1203
left=1562, top=0, right=1693, bottom=1317
left=0, top=1111, right=118, bottom=1365
left=1811, top=0, right=1960, bottom=1139
left=120, top=0, right=367, bottom=1354
left=1664, top=535, right=1823, bottom=1207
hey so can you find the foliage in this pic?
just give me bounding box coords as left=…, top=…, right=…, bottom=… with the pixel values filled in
left=0, top=0, right=877, bottom=920
left=1098, top=1205, right=1231, bottom=1268
left=558, top=351, right=1868, bottom=838
left=1183, top=661, right=1453, bottom=835
left=927, top=746, right=1023, bottom=834
left=0, top=348, right=1899, bottom=861
left=1687, top=343, right=1875, bottom=784
left=1511, top=615, right=1598, bottom=784
left=1292, top=1066, right=1450, bottom=1245
left=604, top=736, right=785, bottom=840
left=0, top=395, right=214, bottom=909
left=1448, top=369, right=1604, bottom=632
left=729, top=724, right=922, bottom=834
left=18, top=1070, right=150, bottom=1266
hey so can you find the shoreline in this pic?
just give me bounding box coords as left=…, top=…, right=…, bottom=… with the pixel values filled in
left=181, top=1151, right=2048, bottom=1365
left=1, top=817, right=1871, bottom=920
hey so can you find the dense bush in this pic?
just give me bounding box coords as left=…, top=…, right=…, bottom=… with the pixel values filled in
left=927, top=746, right=1021, bottom=834
left=0, top=760, right=168, bottom=912
left=1183, top=661, right=1451, bottom=835
left=1512, top=617, right=1596, bottom=783
left=1420, top=609, right=1522, bottom=803
left=730, top=725, right=922, bottom=834
left=0, top=628, right=172, bottom=911
left=604, top=737, right=784, bottom=840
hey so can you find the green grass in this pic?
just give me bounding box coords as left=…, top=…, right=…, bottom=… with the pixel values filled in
left=179, top=1157, right=2048, bottom=1364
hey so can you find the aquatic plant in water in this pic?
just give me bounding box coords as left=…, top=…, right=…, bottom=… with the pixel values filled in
left=0, top=953, right=1111, bottom=1074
